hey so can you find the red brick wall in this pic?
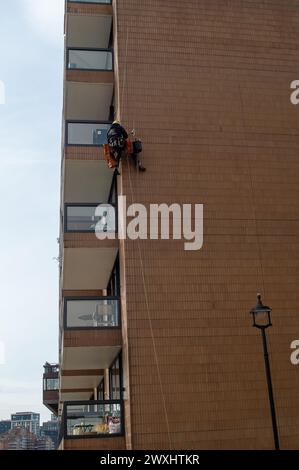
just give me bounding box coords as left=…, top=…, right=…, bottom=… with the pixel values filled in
left=63, top=436, right=125, bottom=450
left=66, top=70, right=114, bottom=84
left=65, top=146, right=104, bottom=161
left=64, top=233, right=117, bottom=249
left=64, top=329, right=122, bottom=348
left=67, top=3, right=112, bottom=16
left=116, top=0, right=299, bottom=449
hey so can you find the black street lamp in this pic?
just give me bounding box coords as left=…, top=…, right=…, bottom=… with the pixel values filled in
left=250, top=294, right=280, bottom=451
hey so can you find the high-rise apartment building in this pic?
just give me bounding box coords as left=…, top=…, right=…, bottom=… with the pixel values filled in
left=11, top=413, right=40, bottom=437
left=53, top=0, right=299, bottom=450
left=40, top=415, right=59, bottom=449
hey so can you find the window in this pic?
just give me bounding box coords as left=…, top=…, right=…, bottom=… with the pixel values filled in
left=108, top=171, right=118, bottom=205
left=98, top=379, right=104, bottom=401
left=107, top=257, right=120, bottom=297
left=109, top=355, right=122, bottom=400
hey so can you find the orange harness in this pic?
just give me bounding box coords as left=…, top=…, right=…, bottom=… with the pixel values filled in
left=103, top=139, right=134, bottom=169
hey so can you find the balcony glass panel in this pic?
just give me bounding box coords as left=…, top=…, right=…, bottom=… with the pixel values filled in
left=65, top=205, right=116, bottom=232
left=67, top=122, right=110, bottom=146
left=65, top=298, right=120, bottom=328
left=68, top=49, right=113, bottom=71
left=44, top=378, right=59, bottom=391
left=65, top=401, right=122, bottom=437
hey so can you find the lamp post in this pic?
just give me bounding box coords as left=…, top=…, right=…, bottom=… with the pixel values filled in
left=250, top=294, right=280, bottom=451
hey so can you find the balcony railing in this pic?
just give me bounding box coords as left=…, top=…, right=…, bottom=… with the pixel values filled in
left=62, top=400, right=123, bottom=439
left=68, top=0, right=112, bottom=4
left=66, top=121, right=111, bottom=146
left=64, top=297, right=120, bottom=329
left=64, top=204, right=116, bottom=233
left=43, top=363, right=59, bottom=375
left=67, top=48, right=113, bottom=71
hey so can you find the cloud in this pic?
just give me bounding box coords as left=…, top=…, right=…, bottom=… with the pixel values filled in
left=22, top=0, right=64, bottom=46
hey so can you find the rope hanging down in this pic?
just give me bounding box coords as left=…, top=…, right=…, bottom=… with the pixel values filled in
left=120, top=24, right=172, bottom=449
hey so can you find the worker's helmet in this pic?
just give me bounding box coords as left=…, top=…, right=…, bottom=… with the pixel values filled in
left=113, top=120, right=120, bottom=125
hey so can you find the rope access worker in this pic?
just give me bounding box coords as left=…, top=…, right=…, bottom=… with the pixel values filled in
left=107, top=120, right=128, bottom=164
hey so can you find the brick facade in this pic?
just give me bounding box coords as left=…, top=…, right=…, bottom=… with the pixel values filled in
left=115, top=0, right=299, bottom=450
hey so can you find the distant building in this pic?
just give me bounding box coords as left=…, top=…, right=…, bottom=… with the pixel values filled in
left=40, top=415, right=59, bottom=449
left=0, top=427, right=54, bottom=450
left=0, top=421, right=11, bottom=436
left=11, top=412, right=40, bottom=436
left=35, top=435, right=54, bottom=451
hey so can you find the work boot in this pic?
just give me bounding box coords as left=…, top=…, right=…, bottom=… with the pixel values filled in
left=139, top=164, right=146, bottom=172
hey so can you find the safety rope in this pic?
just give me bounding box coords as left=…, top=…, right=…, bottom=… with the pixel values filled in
left=119, top=21, right=172, bottom=448
left=239, top=84, right=267, bottom=297
left=238, top=85, right=279, bottom=416
left=126, top=158, right=173, bottom=450
left=120, top=28, right=129, bottom=118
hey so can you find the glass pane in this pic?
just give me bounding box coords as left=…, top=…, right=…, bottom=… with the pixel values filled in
left=66, top=402, right=121, bottom=437
left=68, top=50, right=113, bottom=70
left=66, top=206, right=99, bottom=231
left=67, top=122, right=110, bottom=145
left=66, top=299, right=119, bottom=328
left=66, top=205, right=115, bottom=232
left=108, top=177, right=117, bottom=205
left=98, top=380, right=104, bottom=401
left=46, top=378, right=59, bottom=390
left=110, top=357, right=120, bottom=400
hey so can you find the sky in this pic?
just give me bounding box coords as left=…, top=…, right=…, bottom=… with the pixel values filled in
left=0, top=0, right=64, bottom=423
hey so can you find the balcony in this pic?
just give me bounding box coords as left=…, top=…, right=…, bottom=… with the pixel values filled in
left=66, top=2, right=112, bottom=50
left=65, top=7, right=113, bottom=123
left=62, top=168, right=118, bottom=290
left=59, top=400, right=125, bottom=450
left=67, top=49, right=113, bottom=71
left=65, top=81, right=113, bottom=121
left=61, top=295, right=121, bottom=367
left=60, top=262, right=122, bottom=397
left=63, top=159, right=114, bottom=203
left=65, top=400, right=123, bottom=437
left=43, top=363, right=59, bottom=416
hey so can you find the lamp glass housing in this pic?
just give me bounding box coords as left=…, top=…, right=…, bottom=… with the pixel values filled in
left=251, top=310, right=272, bottom=329
left=250, top=295, right=272, bottom=329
